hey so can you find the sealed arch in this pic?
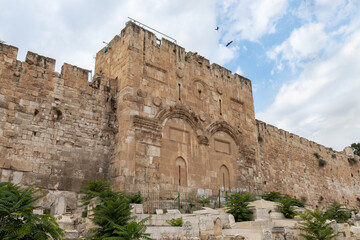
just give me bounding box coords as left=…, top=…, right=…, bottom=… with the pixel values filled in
left=220, top=165, right=230, bottom=190
left=175, top=157, right=187, bottom=187
left=156, top=105, right=203, bottom=132
left=206, top=120, right=241, bottom=146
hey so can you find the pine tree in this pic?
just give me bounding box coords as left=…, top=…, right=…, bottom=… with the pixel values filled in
left=0, top=182, right=64, bottom=240
left=297, top=208, right=338, bottom=240
left=81, top=180, right=153, bottom=240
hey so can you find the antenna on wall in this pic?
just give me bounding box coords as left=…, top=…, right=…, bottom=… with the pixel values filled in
left=127, top=17, right=177, bottom=44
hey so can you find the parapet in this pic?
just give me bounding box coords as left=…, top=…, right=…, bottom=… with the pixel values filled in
left=0, top=42, right=18, bottom=65
left=256, top=119, right=338, bottom=153
left=25, top=51, right=56, bottom=71
left=95, top=21, right=253, bottom=95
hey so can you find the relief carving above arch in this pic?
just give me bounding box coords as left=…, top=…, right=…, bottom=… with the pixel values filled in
left=206, top=120, right=241, bottom=146
left=133, top=106, right=241, bottom=147
left=155, top=105, right=209, bottom=144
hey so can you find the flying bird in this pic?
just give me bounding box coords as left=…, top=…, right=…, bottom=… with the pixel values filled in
left=215, top=26, right=219, bottom=30
left=226, top=41, right=233, bottom=47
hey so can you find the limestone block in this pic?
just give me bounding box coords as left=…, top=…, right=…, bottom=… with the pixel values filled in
left=130, top=204, right=143, bottom=214
left=350, top=226, right=360, bottom=234
left=167, top=209, right=181, bottom=214
left=214, top=218, right=222, bottom=236
left=12, top=171, right=23, bottom=184
left=228, top=214, right=235, bottom=227
left=51, top=196, right=66, bottom=215
left=156, top=209, right=164, bottom=215
left=10, top=159, right=32, bottom=172
left=33, top=209, right=44, bottom=215
left=344, top=223, right=351, bottom=238
left=269, top=212, right=284, bottom=220
left=1, top=169, right=11, bottom=182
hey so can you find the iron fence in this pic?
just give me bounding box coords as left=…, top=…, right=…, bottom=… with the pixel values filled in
left=128, top=188, right=262, bottom=214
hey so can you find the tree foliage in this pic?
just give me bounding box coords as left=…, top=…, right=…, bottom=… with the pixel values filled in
left=226, top=193, right=255, bottom=222
left=108, top=217, right=152, bottom=240
left=297, top=208, right=338, bottom=240
left=325, top=203, right=352, bottom=223
left=81, top=180, right=152, bottom=240
left=351, top=143, right=360, bottom=156
left=262, top=192, right=283, bottom=202
left=0, top=182, right=64, bottom=240
left=166, top=217, right=183, bottom=227
left=277, top=197, right=297, bottom=219
left=126, top=192, right=143, bottom=204
left=262, top=191, right=305, bottom=207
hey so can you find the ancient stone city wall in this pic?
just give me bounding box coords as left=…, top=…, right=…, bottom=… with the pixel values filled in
left=0, top=43, right=117, bottom=210
left=0, top=21, right=359, bottom=209
left=257, top=120, right=360, bottom=207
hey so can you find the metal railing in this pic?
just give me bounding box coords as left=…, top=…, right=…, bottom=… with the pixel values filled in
left=128, top=188, right=262, bottom=214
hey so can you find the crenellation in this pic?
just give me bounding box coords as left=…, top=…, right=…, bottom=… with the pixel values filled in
left=0, top=43, right=18, bottom=65
left=25, top=51, right=56, bottom=71
left=60, top=63, right=90, bottom=88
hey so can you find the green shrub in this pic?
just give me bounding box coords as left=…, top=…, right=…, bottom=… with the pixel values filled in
left=166, top=217, right=183, bottom=227
left=313, top=152, right=321, bottom=159
left=297, top=208, right=338, bottom=240
left=262, top=192, right=283, bottom=202
left=318, top=159, right=327, bottom=167
left=112, top=217, right=152, bottom=240
left=127, top=192, right=143, bottom=204
left=226, top=193, right=255, bottom=222
left=288, top=196, right=305, bottom=207
left=80, top=179, right=120, bottom=206
left=80, top=180, right=153, bottom=240
left=277, top=197, right=297, bottom=219
left=198, top=196, right=211, bottom=207
left=325, top=203, right=352, bottom=223
left=348, top=157, right=358, bottom=165
left=262, top=192, right=305, bottom=207
left=81, top=210, right=88, bottom=218
left=0, top=182, right=64, bottom=240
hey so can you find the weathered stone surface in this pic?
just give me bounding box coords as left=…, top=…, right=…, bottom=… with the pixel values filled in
left=214, top=218, right=222, bottom=236
left=0, top=21, right=359, bottom=214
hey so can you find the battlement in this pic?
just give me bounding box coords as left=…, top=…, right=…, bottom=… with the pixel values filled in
left=256, top=119, right=338, bottom=153
left=95, top=21, right=251, bottom=92
left=0, top=42, right=117, bottom=93
left=25, top=51, right=56, bottom=71
left=0, top=42, right=18, bottom=65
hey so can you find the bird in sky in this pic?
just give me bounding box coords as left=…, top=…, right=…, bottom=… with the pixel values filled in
left=226, top=41, right=233, bottom=47
left=215, top=26, right=219, bottom=30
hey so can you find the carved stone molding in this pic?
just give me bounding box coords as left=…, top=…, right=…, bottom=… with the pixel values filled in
left=192, top=79, right=207, bottom=100
left=156, top=105, right=202, bottom=131
left=206, top=120, right=241, bottom=146
left=133, top=115, right=161, bottom=132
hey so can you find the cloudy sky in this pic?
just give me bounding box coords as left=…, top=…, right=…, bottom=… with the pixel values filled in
left=1, top=0, right=359, bottom=151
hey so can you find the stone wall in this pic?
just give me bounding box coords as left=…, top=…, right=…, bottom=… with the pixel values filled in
left=0, top=43, right=117, bottom=209
left=94, top=22, right=260, bottom=195
left=257, top=120, right=360, bottom=207
left=1, top=21, right=359, bottom=208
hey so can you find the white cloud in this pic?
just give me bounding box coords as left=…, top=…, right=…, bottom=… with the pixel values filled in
left=258, top=30, right=360, bottom=150
left=296, top=0, right=357, bottom=26
left=218, top=0, right=288, bottom=42
left=235, top=66, right=243, bottom=75
left=268, top=23, right=330, bottom=70
left=0, top=0, right=243, bottom=71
